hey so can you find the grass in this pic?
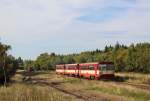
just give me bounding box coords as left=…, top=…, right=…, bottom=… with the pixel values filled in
left=1, top=70, right=150, bottom=101
left=0, top=83, right=73, bottom=101
left=116, top=72, right=150, bottom=84
left=0, top=70, right=78, bottom=101
left=62, top=76, right=82, bottom=84
left=56, top=75, right=150, bottom=101
left=86, top=85, right=150, bottom=101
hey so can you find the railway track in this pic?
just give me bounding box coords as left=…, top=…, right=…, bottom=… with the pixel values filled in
left=115, top=82, right=150, bottom=91
left=28, top=77, right=150, bottom=101
left=23, top=70, right=150, bottom=92
left=59, top=75, right=150, bottom=91
left=62, top=75, right=150, bottom=91
left=29, top=74, right=150, bottom=92
left=68, top=77, right=150, bottom=91
left=29, top=78, right=109, bottom=101
left=22, top=72, right=150, bottom=101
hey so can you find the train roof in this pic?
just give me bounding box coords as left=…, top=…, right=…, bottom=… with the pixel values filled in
left=56, top=64, right=65, bottom=66
left=56, top=62, right=113, bottom=66
left=79, top=62, right=99, bottom=65
left=79, top=62, right=113, bottom=65
left=65, top=63, right=78, bottom=66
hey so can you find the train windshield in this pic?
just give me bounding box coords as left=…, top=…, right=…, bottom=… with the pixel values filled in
left=99, top=64, right=114, bottom=71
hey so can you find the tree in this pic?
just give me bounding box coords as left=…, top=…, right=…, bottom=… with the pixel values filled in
left=17, top=57, right=24, bottom=70
left=0, top=42, right=18, bottom=85
left=0, top=43, right=11, bottom=85
left=104, top=45, right=109, bottom=52
left=63, top=55, right=75, bottom=64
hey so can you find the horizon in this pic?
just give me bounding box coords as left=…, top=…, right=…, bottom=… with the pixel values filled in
left=0, top=0, right=150, bottom=59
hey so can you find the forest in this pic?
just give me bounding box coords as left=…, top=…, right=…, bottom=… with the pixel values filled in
left=0, top=41, right=150, bottom=101
left=1, top=41, right=150, bottom=83
left=22, top=42, right=150, bottom=73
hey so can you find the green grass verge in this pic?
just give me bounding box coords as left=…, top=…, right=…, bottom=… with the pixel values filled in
left=87, top=85, right=150, bottom=101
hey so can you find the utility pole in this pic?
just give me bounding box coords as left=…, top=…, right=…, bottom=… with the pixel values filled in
left=2, top=51, right=7, bottom=87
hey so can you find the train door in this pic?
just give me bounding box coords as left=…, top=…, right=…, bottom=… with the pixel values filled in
left=77, top=64, right=79, bottom=77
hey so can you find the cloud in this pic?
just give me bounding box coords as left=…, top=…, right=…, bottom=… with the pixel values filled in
left=0, top=0, right=150, bottom=59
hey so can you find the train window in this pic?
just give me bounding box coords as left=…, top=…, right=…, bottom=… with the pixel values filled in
left=56, top=66, right=63, bottom=69
left=81, top=66, right=94, bottom=70
left=100, top=64, right=114, bottom=71
left=89, top=66, right=94, bottom=70
left=100, top=64, right=107, bottom=71
left=81, top=66, right=88, bottom=70
left=107, top=64, right=114, bottom=70
left=67, top=66, right=76, bottom=70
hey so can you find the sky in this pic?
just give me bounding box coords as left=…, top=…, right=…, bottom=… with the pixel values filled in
left=0, top=0, right=150, bottom=59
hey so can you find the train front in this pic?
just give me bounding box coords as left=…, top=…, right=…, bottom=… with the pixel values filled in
left=98, top=62, right=115, bottom=79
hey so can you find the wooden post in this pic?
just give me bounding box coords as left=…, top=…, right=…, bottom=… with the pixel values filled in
left=3, top=53, right=7, bottom=87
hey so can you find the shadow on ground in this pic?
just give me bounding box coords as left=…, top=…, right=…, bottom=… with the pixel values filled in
left=101, top=75, right=132, bottom=82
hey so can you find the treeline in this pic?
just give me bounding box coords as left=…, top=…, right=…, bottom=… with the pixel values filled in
left=0, top=42, right=19, bottom=83
left=23, top=42, right=150, bottom=73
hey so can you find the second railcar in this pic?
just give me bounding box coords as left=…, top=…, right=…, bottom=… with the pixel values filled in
left=56, top=64, right=65, bottom=74
left=65, top=64, right=79, bottom=77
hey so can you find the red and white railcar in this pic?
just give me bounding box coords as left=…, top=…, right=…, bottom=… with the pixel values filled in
left=65, top=64, right=79, bottom=76
left=56, top=64, right=65, bottom=74
left=79, top=62, right=114, bottom=79
left=56, top=62, right=115, bottom=79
